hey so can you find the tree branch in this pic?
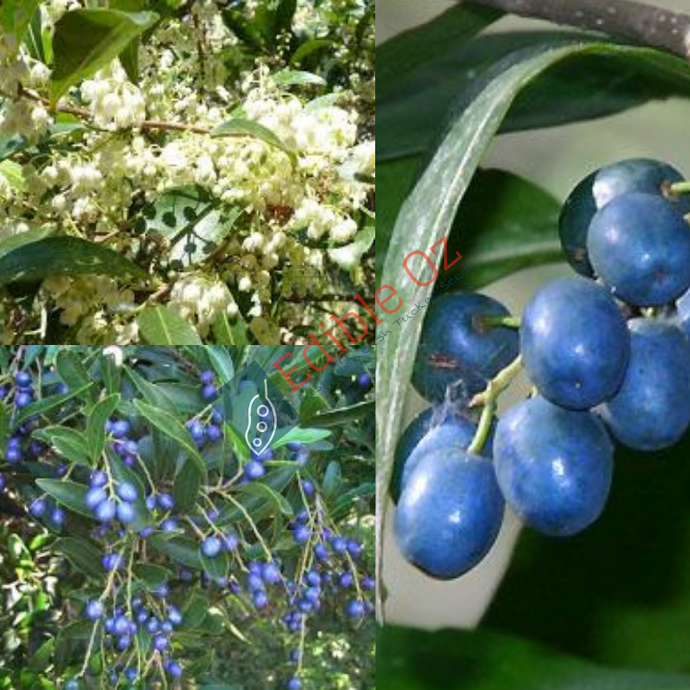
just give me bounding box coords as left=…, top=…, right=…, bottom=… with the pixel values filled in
left=466, top=0, right=690, bottom=61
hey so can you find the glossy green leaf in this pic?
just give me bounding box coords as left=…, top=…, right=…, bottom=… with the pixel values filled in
left=139, top=305, right=203, bottom=345
left=150, top=534, right=203, bottom=569
left=54, top=537, right=102, bottom=578
left=0, top=227, right=55, bottom=261
left=14, top=382, right=93, bottom=426
left=376, top=39, right=688, bottom=615
left=377, top=3, right=500, bottom=102
left=35, top=479, right=91, bottom=518
left=126, top=366, right=178, bottom=413
left=322, top=460, right=341, bottom=497
left=379, top=32, right=690, bottom=162
left=328, top=226, right=375, bottom=271
left=173, top=458, right=202, bottom=513
left=33, top=426, right=91, bottom=466
left=211, top=119, right=296, bottom=163
left=200, top=548, right=230, bottom=580
left=205, top=345, right=235, bottom=383
left=55, top=348, right=94, bottom=396
left=87, top=394, right=120, bottom=462
left=137, top=186, right=242, bottom=269
left=0, top=237, right=149, bottom=284
left=377, top=625, right=690, bottom=690
left=133, top=563, right=172, bottom=590
left=134, top=399, right=207, bottom=479
left=235, top=481, right=293, bottom=517
left=289, top=38, right=332, bottom=67
left=50, top=9, right=158, bottom=102
left=305, top=400, right=374, bottom=428
left=272, top=69, right=326, bottom=87
left=273, top=427, right=331, bottom=449
left=0, top=0, right=40, bottom=49
left=213, top=310, right=251, bottom=345
left=181, top=592, right=210, bottom=630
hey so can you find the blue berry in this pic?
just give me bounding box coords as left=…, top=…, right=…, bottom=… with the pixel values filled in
left=166, top=660, right=182, bottom=678
left=168, top=606, right=183, bottom=626
left=85, top=486, right=108, bottom=510
left=357, top=372, right=372, bottom=389
left=222, top=532, right=239, bottom=550
left=116, top=482, right=137, bottom=503
left=111, top=419, right=131, bottom=438
left=0, top=474, right=5, bottom=491
left=559, top=159, right=690, bottom=277
left=301, top=480, right=314, bottom=496
left=346, top=540, right=362, bottom=558
left=262, top=562, right=281, bottom=584
left=15, top=391, right=32, bottom=408
left=588, top=192, right=690, bottom=306
left=201, top=383, right=216, bottom=400
left=339, top=572, right=354, bottom=588
left=331, top=536, right=347, bottom=554
left=5, top=446, right=21, bottom=463
left=188, top=420, right=206, bottom=443
left=207, top=424, right=222, bottom=442
left=293, top=525, right=310, bottom=544
left=253, top=590, right=269, bottom=608
left=50, top=507, right=65, bottom=526
left=95, top=499, right=116, bottom=522
left=117, top=501, right=136, bottom=524
left=152, top=634, right=169, bottom=651
left=412, top=292, right=519, bottom=403
left=200, top=370, right=215, bottom=385
left=392, top=406, right=495, bottom=503
left=113, top=615, right=130, bottom=635
left=124, top=668, right=138, bottom=682
left=161, top=518, right=178, bottom=532
left=601, top=319, right=690, bottom=450
left=287, top=677, right=302, bottom=689
left=305, top=571, right=321, bottom=586
left=146, top=617, right=160, bottom=634
left=345, top=600, right=365, bottom=618
left=117, top=634, right=131, bottom=651
left=157, top=492, right=175, bottom=510
left=15, top=371, right=32, bottom=388
left=201, top=536, right=222, bottom=557
left=102, top=553, right=124, bottom=571
left=30, top=498, right=47, bottom=518
left=85, top=600, right=104, bottom=620
left=395, top=447, right=504, bottom=579
left=314, top=543, right=330, bottom=561
left=494, top=396, right=613, bottom=536
left=520, top=276, right=630, bottom=409
left=90, top=470, right=107, bottom=488
left=245, top=460, right=266, bottom=480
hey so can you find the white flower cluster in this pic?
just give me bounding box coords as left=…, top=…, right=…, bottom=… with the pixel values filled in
left=168, top=273, right=238, bottom=336
left=81, top=64, right=147, bottom=130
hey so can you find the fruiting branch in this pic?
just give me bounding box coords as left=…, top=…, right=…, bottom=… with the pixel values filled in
left=466, top=0, right=690, bottom=61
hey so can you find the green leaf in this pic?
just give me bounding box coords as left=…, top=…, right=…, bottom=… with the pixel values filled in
left=150, top=534, right=202, bottom=569
left=138, top=305, right=203, bottom=345
left=206, top=345, right=235, bottom=382
left=305, top=400, right=374, bottom=428
left=377, top=625, right=690, bottom=690
left=33, top=426, right=91, bottom=466
left=235, top=481, right=293, bottom=517
left=0, top=160, right=24, bottom=192
left=377, top=3, right=501, bottom=101
left=200, top=548, right=229, bottom=580
left=14, top=382, right=93, bottom=426
left=54, top=537, right=103, bottom=578
left=379, top=32, right=690, bottom=162
left=173, top=458, right=202, bottom=513
left=376, top=39, right=685, bottom=614
left=28, top=638, right=54, bottom=672
left=55, top=348, right=94, bottom=396
left=0, top=227, right=55, bottom=261
left=272, top=427, right=331, bottom=449
left=272, top=69, right=326, bottom=87
left=35, top=479, right=91, bottom=518
left=0, top=0, right=41, bottom=49
left=181, top=592, right=210, bottom=630
left=322, top=460, right=341, bottom=497
left=87, top=394, right=120, bottom=462
left=328, top=226, right=375, bottom=271
left=134, top=399, right=207, bottom=479
left=211, top=119, right=296, bottom=164
left=133, top=563, right=172, bottom=590
left=0, top=237, right=149, bottom=285
left=138, top=186, right=242, bottom=269
left=126, top=366, right=178, bottom=413
left=213, top=310, right=250, bottom=345
left=185, top=650, right=215, bottom=677
left=0, top=134, right=27, bottom=163
left=289, top=39, right=332, bottom=67
left=50, top=9, right=158, bottom=103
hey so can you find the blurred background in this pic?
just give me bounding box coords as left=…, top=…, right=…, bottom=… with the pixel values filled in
left=379, top=0, right=690, bottom=632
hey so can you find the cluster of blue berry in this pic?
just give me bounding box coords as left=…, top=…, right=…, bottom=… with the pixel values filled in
left=394, top=158, right=690, bottom=580
left=0, top=358, right=373, bottom=687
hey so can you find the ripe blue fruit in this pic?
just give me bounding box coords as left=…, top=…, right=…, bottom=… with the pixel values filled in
left=51, top=507, right=65, bottom=526
left=111, top=419, right=131, bottom=438
left=85, top=600, right=104, bottom=620
left=287, top=677, right=302, bottom=690
left=202, top=383, right=217, bottom=400
left=116, top=482, right=137, bottom=503
left=166, top=661, right=182, bottom=678
left=600, top=318, right=690, bottom=450
left=200, top=370, right=215, bottom=385
left=245, top=460, right=266, bottom=480
left=253, top=590, right=269, bottom=608
left=262, top=562, right=282, bottom=584
left=588, top=192, right=690, bottom=306
left=85, top=486, right=108, bottom=510
left=95, top=499, right=117, bottom=522
left=201, top=536, right=222, bottom=557
left=15, top=371, right=32, bottom=388
left=117, top=502, right=136, bottom=524
left=206, top=424, right=222, bottom=442
left=391, top=406, right=495, bottom=504
left=90, top=469, right=107, bottom=488
left=494, top=396, right=613, bottom=536
left=345, top=600, right=365, bottom=618
left=559, top=159, right=690, bottom=277
left=157, top=492, right=175, bottom=511
left=521, top=276, right=629, bottom=409
left=357, top=372, right=372, bottom=389
left=412, top=292, right=519, bottom=403
left=187, top=419, right=206, bottom=442
left=15, top=392, right=32, bottom=408
left=152, top=634, right=169, bottom=652
left=30, top=498, right=47, bottom=518
left=161, top=518, right=178, bottom=532
left=0, top=473, right=5, bottom=491
left=395, top=447, right=504, bottom=579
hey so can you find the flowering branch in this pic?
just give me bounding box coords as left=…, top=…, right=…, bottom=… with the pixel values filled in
left=467, top=0, right=690, bottom=60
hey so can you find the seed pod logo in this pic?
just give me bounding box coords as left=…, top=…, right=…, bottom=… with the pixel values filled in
left=245, top=380, right=277, bottom=455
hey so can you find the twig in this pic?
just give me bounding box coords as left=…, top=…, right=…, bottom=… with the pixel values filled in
left=466, top=0, right=690, bottom=61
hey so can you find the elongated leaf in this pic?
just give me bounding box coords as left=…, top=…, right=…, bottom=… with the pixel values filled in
left=50, top=9, right=158, bottom=102
left=305, top=400, right=374, bottom=428
left=0, top=227, right=54, bottom=261
left=55, top=348, right=93, bottom=396
left=134, top=399, right=207, bottom=479
left=211, top=119, right=296, bottom=163
left=54, top=537, right=102, bottom=578
left=235, top=481, right=293, bottom=517
left=377, top=3, right=501, bottom=101
left=150, top=534, right=202, bottom=569
left=272, top=427, right=331, bottom=449
left=173, top=458, right=202, bottom=513
left=377, top=625, right=690, bottom=690
left=126, top=366, right=178, bottom=413
left=213, top=311, right=250, bottom=345
left=14, top=382, right=93, bottom=426
left=379, top=32, right=690, bottom=162
left=35, top=479, right=91, bottom=518
left=200, top=549, right=229, bottom=580
left=87, top=394, right=120, bottom=462
left=133, top=563, right=171, bottom=590
left=0, top=237, right=149, bottom=284
left=272, top=70, right=326, bottom=87
left=33, top=426, right=91, bottom=466
left=0, top=0, right=40, bottom=48
left=376, top=39, right=679, bottom=617
left=139, top=305, right=203, bottom=345
left=328, top=226, right=375, bottom=271
left=206, top=345, right=235, bottom=383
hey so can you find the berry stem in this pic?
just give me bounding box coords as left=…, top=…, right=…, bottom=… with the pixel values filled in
left=480, top=315, right=521, bottom=329
left=468, top=355, right=523, bottom=454
left=670, top=181, right=690, bottom=195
